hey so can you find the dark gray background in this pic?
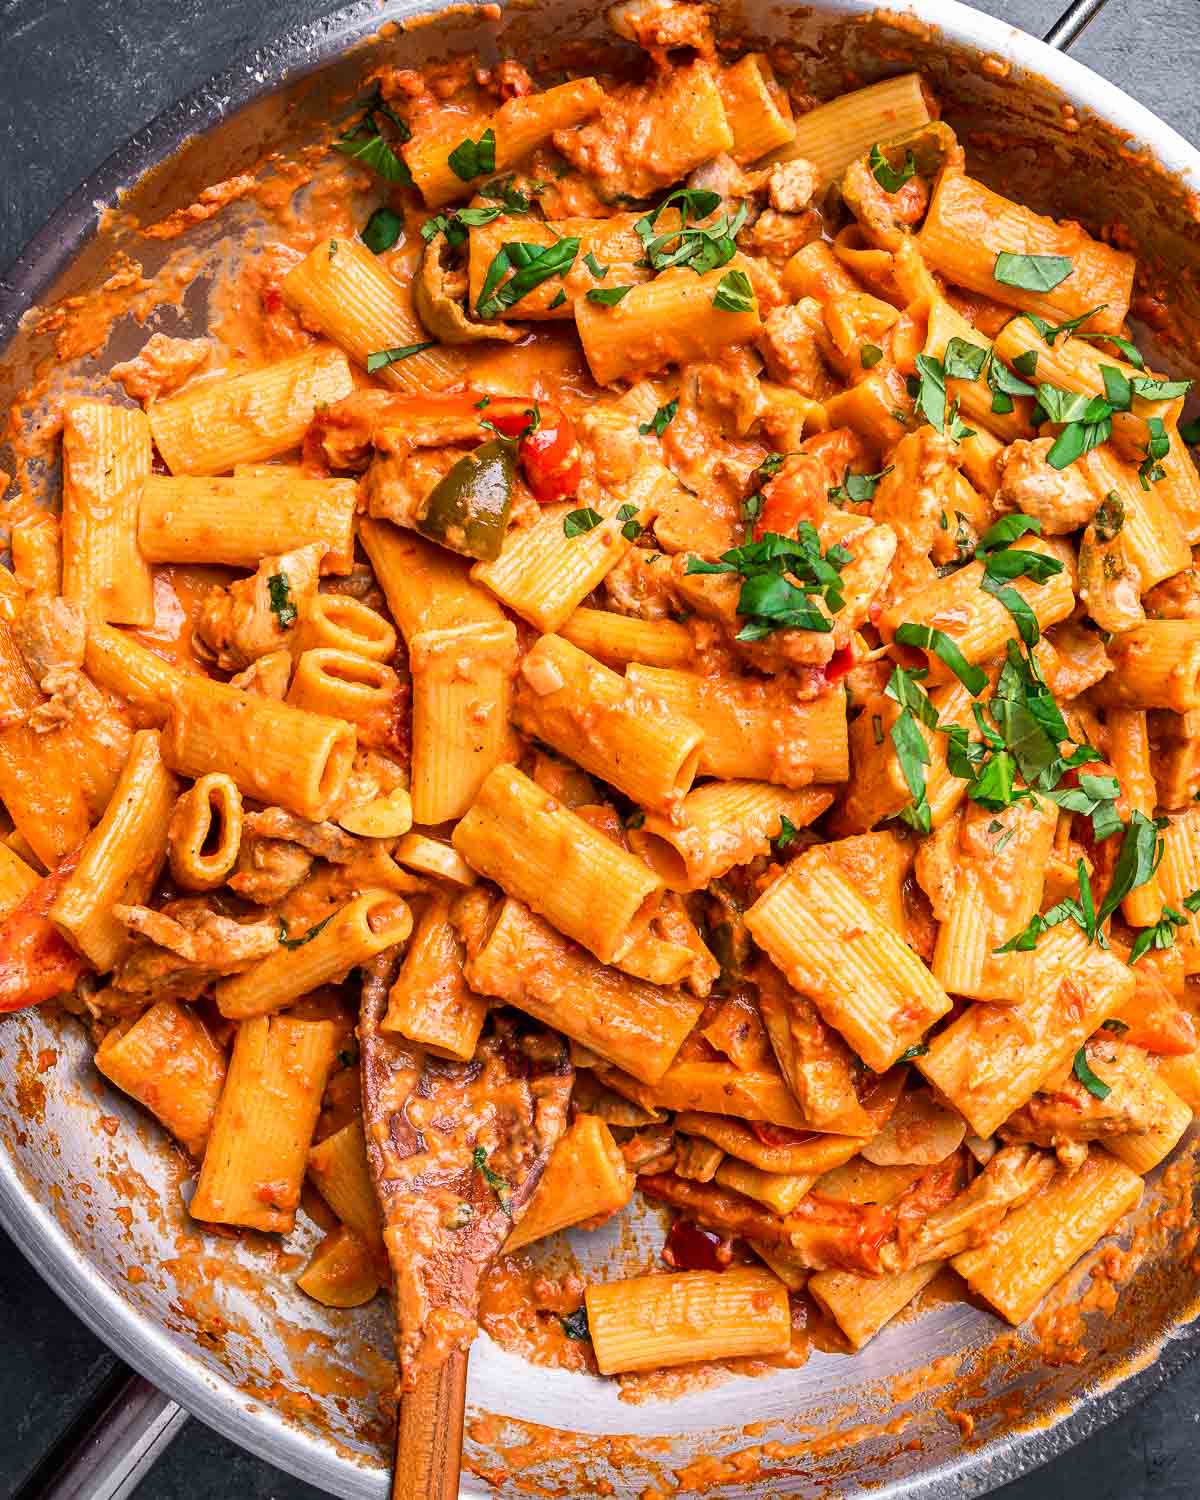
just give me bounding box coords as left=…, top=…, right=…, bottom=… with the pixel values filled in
left=2, top=0, right=1199, bottom=1495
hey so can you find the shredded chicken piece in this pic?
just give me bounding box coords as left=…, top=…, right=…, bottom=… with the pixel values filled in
left=767, top=158, right=819, bottom=214
left=244, top=807, right=359, bottom=864
left=1144, top=565, right=1200, bottom=620
left=228, top=835, right=314, bottom=905
left=195, top=544, right=322, bottom=671
left=758, top=299, right=835, bottom=397
left=29, top=666, right=112, bottom=737
left=685, top=152, right=764, bottom=202
left=12, top=597, right=85, bottom=678
left=228, top=650, right=292, bottom=699
left=602, top=546, right=679, bottom=619
left=362, top=446, right=463, bottom=529
left=997, top=437, right=1101, bottom=534
left=999, top=1038, right=1160, bottom=1162
left=113, top=902, right=279, bottom=970
left=109, top=333, right=212, bottom=404
left=607, top=0, right=715, bottom=58
left=744, top=208, right=822, bottom=263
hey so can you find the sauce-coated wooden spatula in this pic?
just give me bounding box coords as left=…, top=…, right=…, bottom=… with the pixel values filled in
left=360, top=954, right=572, bottom=1499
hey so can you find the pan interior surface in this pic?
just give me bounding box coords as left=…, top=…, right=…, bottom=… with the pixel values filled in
left=2, top=1, right=1200, bottom=1496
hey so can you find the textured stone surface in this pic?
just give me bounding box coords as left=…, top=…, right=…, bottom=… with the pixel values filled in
left=2, top=0, right=1200, bottom=1496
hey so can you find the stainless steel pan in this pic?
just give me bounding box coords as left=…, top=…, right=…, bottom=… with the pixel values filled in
left=3, top=1, right=1200, bottom=1496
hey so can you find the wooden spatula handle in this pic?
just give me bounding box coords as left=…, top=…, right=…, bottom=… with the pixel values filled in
left=393, top=1350, right=468, bottom=1500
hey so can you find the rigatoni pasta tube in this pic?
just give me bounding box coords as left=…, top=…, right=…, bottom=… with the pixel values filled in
left=191, top=1014, right=337, bottom=1234
left=1155, top=809, right=1200, bottom=966
left=632, top=781, right=833, bottom=891
left=745, top=847, right=952, bottom=1072
left=1090, top=622, right=1200, bottom=711
left=467, top=212, right=655, bottom=320
left=281, top=238, right=460, bottom=392
left=877, top=543, right=1075, bottom=677
left=507, top=1115, right=633, bottom=1251
left=765, top=73, right=930, bottom=183
left=147, top=347, right=354, bottom=475
left=85, top=622, right=190, bottom=714
left=576, top=256, right=761, bottom=386
left=360, top=516, right=505, bottom=640
left=50, top=730, right=178, bottom=972
left=586, top=1268, right=790, bottom=1375
left=952, top=1150, right=1143, bottom=1326
left=626, top=667, right=849, bottom=786
left=1102, top=1060, right=1192, bottom=1174
left=216, top=891, right=412, bottom=1019
left=0, top=844, right=39, bottom=922
left=917, top=169, right=1134, bottom=333
left=453, top=765, right=663, bottom=965
left=287, top=648, right=407, bottom=755
left=306, top=1118, right=385, bottom=1249
left=95, top=999, right=226, bottom=1158
left=713, top=1158, right=815, bottom=1217
left=61, top=400, right=154, bottom=625
left=1077, top=445, right=1190, bottom=594
left=513, top=634, right=702, bottom=814
left=932, top=798, right=1058, bottom=1003
left=810, top=1262, right=943, bottom=1350
left=167, top=773, right=243, bottom=892
left=162, top=677, right=355, bottom=822
left=649, top=1061, right=813, bottom=1130
left=290, top=593, right=396, bottom=662
left=559, top=608, right=695, bottom=670
left=718, top=53, right=795, bottom=162
left=472, top=465, right=673, bottom=633
left=382, top=892, right=486, bottom=1063
left=408, top=619, right=517, bottom=825
left=464, top=897, right=702, bottom=1085
left=139, top=474, right=356, bottom=574
left=917, top=925, right=1135, bottom=1138
left=405, top=78, right=604, bottom=208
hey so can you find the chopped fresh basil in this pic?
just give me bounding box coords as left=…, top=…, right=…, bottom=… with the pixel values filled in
left=891, top=706, right=932, bottom=834
left=713, top=269, right=754, bottom=313
left=885, top=664, right=938, bottom=729
left=563, top=507, right=603, bottom=537
left=586, top=285, right=632, bottom=306
left=976, top=514, right=1043, bottom=554
left=583, top=250, right=608, bottom=279
left=549, top=289, right=567, bottom=309
left=1101, top=364, right=1132, bottom=411
left=334, top=95, right=414, bottom=186
left=616, top=502, right=643, bottom=542
left=448, top=127, right=496, bottom=181
left=756, top=452, right=788, bottom=481
left=277, top=912, right=335, bottom=950
left=476, top=236, right=581, bottom=319
left=1097, top=810, right=1167, bottom=926
left=684, top=524, right=850, bottom=640
left=634, top=189, right=746, bottom=276
left=1012, top=349, right=1039, bottom=379
left=1138, top=417, right=1170, bottom=490
left=362, top=205, right=404, bottom=254
left=996, top=860, right=1096, bottom=951
left=1103, top=1018, right=1131, bottom=1035
left=420, top=203, right=510, bottom=250
left=987, top=355, right=1037, bottom=414
left=993, top=252, right=1073, bottom=292
left=868, top=142, right=916, bottom=193
left=872, top=713, right=884, bottom=745
left=639, top=399, right=678, bottom=437
left=472, top=1145, right=512, bottom=1216
left=366, top=342, right=437, bottom=372
left=827, top=465, right=893, bottom=506
left=1092, top=491, right=1125, bottom=542
left=943, top=337, right=989, bottom=381
left=1072, top=1047, right=1111, bottom=1101
left=1046, top=770, right=1123, bottom=843
left=1128, top=905, right=1190, bottom=964
left=1078, top=330, right=1144, bottom=366
left=1132, top=375, right=1193, bottom=401
left=860, top=343, right=884, bottom=369
left=479, top=175, right=533, bottom=213
left=774, top=814, right=800, bottom=853
left=898, top=1043, right=929, bottom=1061
left=1021, top=306, right=1107, bottom=345
left=267, top=572, right=297, bottom=629
left=894, top=622, right=986, bottom=695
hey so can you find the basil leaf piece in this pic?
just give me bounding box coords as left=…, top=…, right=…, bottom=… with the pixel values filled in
left=827, top=465, right=893, bottom=506
left=586, top=285, right=632, bottom=306
left=448, top=127, right=497, bottom=182
left=1013, top=350, right=1039, bottom=379
left=1076, top=330, right=1144, bottom=366
left=891, top=709, right=932, bottom=834
left=993, top=252, right=1073, bottom=292
left=1128, top=905, right=1188, bottom=964
left=1097, top=809, right=1167, bottom=926
left=1131, top=375, right=1193, bottom=401
left=1046, top=412, right=1113, bottom=469
left=977, top=514, right=1043, bottom=554
left=860, top=343, right=884, bottom=369
left=911, top=353, right=948, bottom=432
left=267, top=572, right=297, bottom=629
left=1138, top=417, right=1171, bottom=490
left=634, top=189, right=745, bottom=276
left=868, top=143, right=916, bottom=193
left=479, top=175, right=533, bottom=213
left=981, top=548, right=1063, bottom=584
left=898, top=1043, right=929, bottom=1061
left=335, top=125, right=413, bottom=185
left=981, top=573, right=1040, bottom=645
left=278, top=912, right=335, bottom=949
left=560, top=1307, right=590, bottom=1340
left=362, top=205, right=404, bottom=253
left=472, top=1145, right=513, bottom=1216
left=549, top=289, right=567, bottom=309
left=894, top=623, right=987, bottom=695
left=1072, top=1048, right=1111, bottom=1101
left=616, top=502, right=642, bottom=542
left=885, top=665, right=938, bottom=729
left=366, top=342, right=437, bottom=371
left=713, top=269, right=754, bottom=313
left=563, top=507, right=603, bottom=537
left=774, top=814, right=800, bottom=853
left=476, top=236, right=581, bottom=319
left=583, top=250, right=608, bottom=279
left=943, top=337, right=988, bottom=381
left=639, top=399, right=678, bottom=437
left=1092, top=491, right=1125, bottom=542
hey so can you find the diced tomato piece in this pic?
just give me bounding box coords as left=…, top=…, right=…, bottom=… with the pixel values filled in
left=484, top=401, right=581, bottom=504
left=662, top=1218, right=727, bottom=1272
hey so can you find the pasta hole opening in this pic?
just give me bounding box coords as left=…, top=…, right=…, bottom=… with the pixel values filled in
left=364, top=892, right=412, bottom=939
left=322, top=657, right=389, bottom=692
left=674, top=746, right=702, bottom=799
left=630, top=831, right=690, bottom=890
left=317, top=727, right=357, bottom=809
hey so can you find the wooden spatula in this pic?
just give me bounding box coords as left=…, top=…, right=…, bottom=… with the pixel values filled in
left=360, top=954, right=572, bottom=1500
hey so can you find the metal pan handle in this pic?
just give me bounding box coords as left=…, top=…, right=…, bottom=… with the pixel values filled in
left=1043, top=0, right=1112, bottom=50
left=14, top=1371, right=187, bottom=1500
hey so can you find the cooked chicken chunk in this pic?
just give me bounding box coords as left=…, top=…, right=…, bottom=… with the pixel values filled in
left=996, top=437, right=1100, bottom=534
left=244, top=807, right=359, bottom=864
left=758, top=299, right=835, bottom=398
left=195, top=543, right=322, bottom=671
left=109, top=333, right=211, bottom=404
left=113, top=901, right=279, bottom=970
left=12, top=597, right=85, bottom=678
left=228, top=835, right=314, bottom=905
left=767, top=158, right=819, bottom=214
